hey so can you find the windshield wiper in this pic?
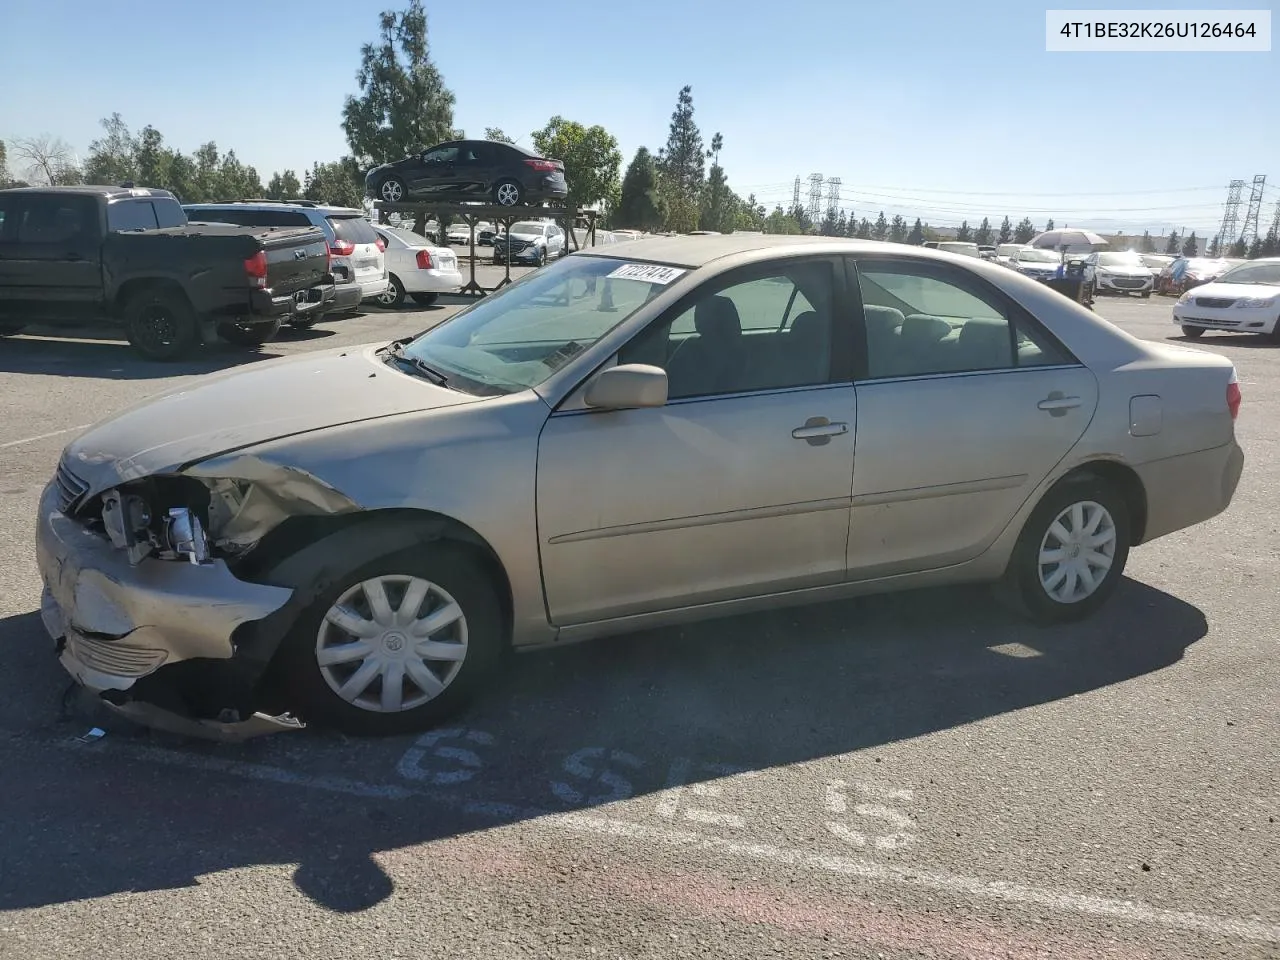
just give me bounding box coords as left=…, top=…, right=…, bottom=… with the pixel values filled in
left=384, top=343, right=449, bottom=385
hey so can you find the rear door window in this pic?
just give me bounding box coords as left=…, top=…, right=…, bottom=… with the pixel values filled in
left=107, top=200, right=159, bottom=232
left=327, top=215, right=379, bottom=246
left=19, top=196, right=97, bottom=244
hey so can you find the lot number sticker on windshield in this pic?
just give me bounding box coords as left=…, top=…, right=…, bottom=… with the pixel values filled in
left=606, top=263, right=688, bottom=285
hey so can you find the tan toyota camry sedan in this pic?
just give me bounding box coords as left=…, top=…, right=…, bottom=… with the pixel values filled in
left=36, top=235, right=1245, bottom=737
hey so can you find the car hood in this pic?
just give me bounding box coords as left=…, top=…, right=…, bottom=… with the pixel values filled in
left=63, top=344, right=479, bottom=495
left=1018, top=262, right=1057, bottom=271
left=1182, top=281, right=1280, bottom=300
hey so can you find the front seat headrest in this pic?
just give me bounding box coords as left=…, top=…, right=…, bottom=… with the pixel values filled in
left=694, top=295, right=742, bottom=342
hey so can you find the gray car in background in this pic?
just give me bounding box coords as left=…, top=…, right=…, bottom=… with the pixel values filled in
left=35, top=236, right=1244, bottom=739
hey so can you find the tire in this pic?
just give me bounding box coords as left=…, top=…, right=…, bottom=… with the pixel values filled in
left=493, top=179, right=523, bottom=206
left=1140, top=291, right=1151, bottom=299
left=273, top=543, right=505, bottom=736
left=378, top=177, right=407, bottom=203
left=0, top=323, right=24, bottom=336
left=535, top=248, right=546, bottom=267
left=998, top=475, right=1131, bottom=625
left=377, top=275, right=406, bottom=309
left=124, top=287, right=201, bottom=361
left=1181, top=325, right=1205, bottom=338
left=410, top=293, right=438, bottom=307
left=216, top=318, right=282, bottom=346
left=1269, top=321, right=1280, bottom=344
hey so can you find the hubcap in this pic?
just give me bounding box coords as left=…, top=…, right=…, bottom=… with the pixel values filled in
left=138, top=305, right=177, bottom=347
left=381, top=180, right=403, bottom=202
left=315, top=575, right=468, bottom=713
left=1037, top=500, right=1116, bottom=604
left=496, top=183, right=519, bottom=205
left=378, top=280, right=399, bottom=305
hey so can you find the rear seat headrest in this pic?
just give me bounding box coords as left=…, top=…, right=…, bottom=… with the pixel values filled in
left=900, top=314, right=952, bottom=342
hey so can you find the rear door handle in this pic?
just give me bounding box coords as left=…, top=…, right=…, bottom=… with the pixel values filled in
left=792, top=419, right=848, bottom=440
left=1038, top=395, right=1082, bottom=412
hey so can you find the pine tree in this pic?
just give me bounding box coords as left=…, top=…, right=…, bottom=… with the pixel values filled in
left=617, top=147, right=663, bottom=231
left=1044, top=218, right=1055, bottom=231
left=1014, top=217, right=1036, bottom=243
left=974, top=217, right=992, bottom=245
left=998, top=216, right=1012, bottom=244
left=846, top=211, right=859, bottom=238
left=1181, top=232, right=1198, bottom=257
left=956, top=220, right=972, bottom=242
left=1208, top=235, right=1222, bottom=257
left=1139, top=230, right=1155, bottom=254
left=1261, top=227, right=1279, bottom=258
left=657, top=85, right=704, bottom=219
left=856, top=218, right=872, bottom=240
left=836, top=210, right=848, bottom=236
left=1164, top=230, right=1180, bottom=255
left=1248, top=236, right=1263, bottom=259
left=1229, top=238, right=1248, bottom=257
left=907, top=217, right=924, bottom=245
left=819, top=206, right=840, bottom=237
left=889, top=215, right=907, bottom=243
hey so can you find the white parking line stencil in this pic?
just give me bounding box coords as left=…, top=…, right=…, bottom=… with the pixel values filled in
left=655, top=758, right=760, bottom=828
left=551, top=747, right=644, bottom=806
left=395, top=727, right=495, bottom=785
left=825, top=779, right=917, bottom=851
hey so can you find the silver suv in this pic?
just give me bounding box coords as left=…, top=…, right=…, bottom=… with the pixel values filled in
left=183, top=201, right=388, bottom=323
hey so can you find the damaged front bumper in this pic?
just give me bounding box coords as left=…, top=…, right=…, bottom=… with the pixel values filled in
left=35, top=481, right=303, bottom=741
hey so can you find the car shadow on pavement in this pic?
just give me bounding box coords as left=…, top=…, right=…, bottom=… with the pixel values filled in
left=0, top=578, right=1207, bottom=913
left=0, top=333, right=309, bottom=380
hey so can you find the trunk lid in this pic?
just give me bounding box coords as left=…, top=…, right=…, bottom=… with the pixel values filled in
left=258, top=227, right=330, bottom=296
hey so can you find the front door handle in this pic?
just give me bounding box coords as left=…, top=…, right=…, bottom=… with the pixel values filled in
left=792, top=417, right=848, bottom=445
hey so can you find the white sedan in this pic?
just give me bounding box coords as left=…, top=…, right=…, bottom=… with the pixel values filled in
left=372, top=226, right=464, bottom=308
left=1173, top=257, right=1280, bottom=341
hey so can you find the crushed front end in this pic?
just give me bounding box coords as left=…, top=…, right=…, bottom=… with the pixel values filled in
left=35, top=454, right=309, bottom=741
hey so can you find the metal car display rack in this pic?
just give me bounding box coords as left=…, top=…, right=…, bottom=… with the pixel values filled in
left=372, top=202, right=600, bottom=297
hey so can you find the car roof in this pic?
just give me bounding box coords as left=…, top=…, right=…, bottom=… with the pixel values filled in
left=576, top=235, right=981, bottom=269
left=1, top=184, right=176, bottom=201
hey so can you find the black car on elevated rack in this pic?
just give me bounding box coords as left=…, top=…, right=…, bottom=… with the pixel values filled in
left=365, top=140, right=568, bottom=208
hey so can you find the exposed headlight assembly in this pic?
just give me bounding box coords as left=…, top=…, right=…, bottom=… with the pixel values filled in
left=165, top=508, right=210, bottom=565
left=101, top=488, right=211, bottom=566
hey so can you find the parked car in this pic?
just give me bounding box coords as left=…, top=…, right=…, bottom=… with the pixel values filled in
left=371, top=225, right=463, bottom=308
left=1172, top=257, right=1280, bottom=341
left=1156, top=257, right=1232, bottom=297
left=445, top=221, right=495, bottom=246
left=493, top=221, right=566, bottom=266
left=977, top=244, right=997, bottom=260
left=37, top=235, right=1244, bottom=738
left=1009, top=246, right=1062, bottom=281
left=183, top=201, right=388, bottom=320
left=1085, top=251, right=1153, bottom=297
left=364, top=140, right=568, bottom=207
left=933, top=241, right=983, bottom=258
left=994, top=242, right=1028, bottom=268
left=0, top=186, right=334, bottom=359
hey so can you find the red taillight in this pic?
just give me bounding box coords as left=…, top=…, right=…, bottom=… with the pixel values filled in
left=243, top=250, right=268, bottom=290
left=328, top=239, right=356, bottom=257
left=1227, top=374, right=1241, bottom=420
left=416, top=248, right=434, bottom=269
left=524, top=158, right=558, bottom=172
left=375, top=237, right=386, bottom=252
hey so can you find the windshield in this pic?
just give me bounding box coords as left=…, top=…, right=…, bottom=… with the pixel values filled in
left=1016, top=249, right=1059, bottom=263
left=997, top=244, right=1023, bottom=255
left=1095, top=252, right=1144, bottom=267
left=1141, top=255, right=1171, bottom=268
left=382, top=226, right=430, bottom=247
left=398, top=256, right=679, bottom=394
left=1218, top=262, right=1280, bottom=285
left=328, top=215, right=379, bottom=245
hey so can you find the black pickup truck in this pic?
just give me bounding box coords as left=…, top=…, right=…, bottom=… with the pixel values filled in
left=0, top=185, right=335, bottom=360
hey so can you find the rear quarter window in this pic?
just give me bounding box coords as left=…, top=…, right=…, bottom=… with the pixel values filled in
left=107, top=200, right=159, bottom=232
left=327, top=215, right=379, bottom=245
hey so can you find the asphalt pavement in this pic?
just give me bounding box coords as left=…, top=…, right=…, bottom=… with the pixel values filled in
left=0, top=292, right=1276, bottom=960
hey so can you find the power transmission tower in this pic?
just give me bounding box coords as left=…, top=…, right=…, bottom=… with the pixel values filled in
left=1217, top=179, right=1245, bottom=249
left=825, top=177, right=841, bottom=219
left=792, top=176, right=801, bottom=212
left=1240, top=174, right=1267, bottom=247
left=807, top=173, right=824, bottom=225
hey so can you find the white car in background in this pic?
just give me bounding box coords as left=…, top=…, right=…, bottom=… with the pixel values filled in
left=446, top=221, right=492, bottom=245
left=372, top=226, right=463, bottom=308
left=1173, top=257, right=1280, bottom=341
left=994, top=242, right=1029, bottom=268
left=1086, top=251, right=1154, bottom=298
left=493, top=220, right=567, bottom=266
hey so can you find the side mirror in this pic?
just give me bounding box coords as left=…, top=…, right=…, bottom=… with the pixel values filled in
left=583, top=363, right=668, bottom=410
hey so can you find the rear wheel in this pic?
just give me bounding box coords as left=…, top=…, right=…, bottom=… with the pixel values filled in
left=998, top=476, right=1130, bottom=624
left=273, top=543, right=506, bottom=736
left=1140, top=291, right=1151, bottom=298
left=1181, top=325, right=1205, bottom=339
left=493, top=180, right=522, bottom=206
left=124, top=288, right=200, bottom=361
left=378, top=177, right=407, bottom=203
left=217, top=318, right=282, bottom=346
left=377, top=275, right=406, bottom=309
left=410, top=293, right=438, bottom=307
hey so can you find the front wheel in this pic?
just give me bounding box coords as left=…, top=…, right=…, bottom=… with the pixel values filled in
left=493, top=180, right=522, bottom=206
left=410, top=293, right=438, bottom=307
left=998, top=477, right=1130, bottom=624
left=217, top=318, right=282, bottom=346
left=124, top=288, right=201, bottom=361
left=377, top=275, right=406, bottom=309
left=378, top=177, right=407, bottom=203
left=1181, top=325, right=1205, bottom=338
left=1140, top=291, right=1151, bottom=299
left=273, top=543, right=506, bottom=736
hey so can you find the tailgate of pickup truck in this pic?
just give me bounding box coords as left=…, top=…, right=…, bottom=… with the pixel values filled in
left=258, top=228, right=331, bottom=297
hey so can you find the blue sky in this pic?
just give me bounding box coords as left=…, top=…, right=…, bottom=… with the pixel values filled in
left=1, top=0, right=1275, bottom=237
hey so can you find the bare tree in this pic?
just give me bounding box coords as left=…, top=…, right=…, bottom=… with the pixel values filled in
left=12, top=134, right=82, bottom=185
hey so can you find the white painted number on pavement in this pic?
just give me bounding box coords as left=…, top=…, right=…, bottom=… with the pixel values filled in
left=395, top=727, right=495, bottom=785
left=825, top=779, right=917, bottom=851
left=654, top=757, right=761, bottom=829
left=551, top=747, right=645, bottom=807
